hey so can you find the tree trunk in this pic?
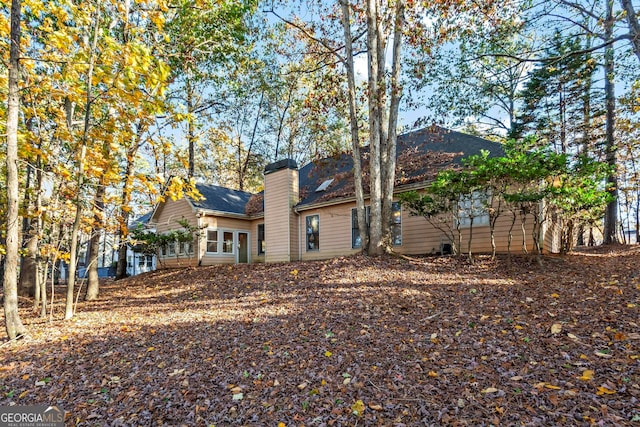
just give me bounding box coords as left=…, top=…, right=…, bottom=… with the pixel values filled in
left=3, top=0, right=26, bottom=340
left=115, top=137, right=140, bottom=280
left=340, top=0, right=368, bottom=253
left=366, top=0, right=383, bottom=256
left=603, top=0, right=619, bottom=245
left=620, top=0, right=640, bottom=63
left=66, top=5, right=101, bottom=320
left=381, top=0, right=404, bottom=252
left=187, top=79, right=196, bottom=179
left=18, top=153, right=43, bottom=298
left=18, top=161, right=35, bottom=297
left=86, top=182, right=105, bottom=300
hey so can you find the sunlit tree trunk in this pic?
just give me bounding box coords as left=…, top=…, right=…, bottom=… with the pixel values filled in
left=619, top=0, right=640, bottom=63
left=365, top=0, right=383, bottom=256
left=340, top=0, right=369, bottom=253
left=66, top=5, right=101, bottom=320
left=381, top=0, right=404, bottom=252
left=86, top=181, right=105, bottom=301
left=3, top=0, right=26, bottom=340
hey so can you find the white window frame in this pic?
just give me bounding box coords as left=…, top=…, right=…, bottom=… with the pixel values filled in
left=222, top=230, right=234, bottom=255
left=351, top=203, right=402, bottom=248
left=457, top=190, right=490, bottom=228
left=205, top=228, right=237, bottom=256
left=306, top=215, right=320, bottom=252
left=206, top=229, right=219, bottom=254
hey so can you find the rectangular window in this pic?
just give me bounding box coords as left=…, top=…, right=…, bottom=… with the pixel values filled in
left=351, top=207, right=370, bottom=249
left=306, top=215, right=320, bottom=251
left=352, top=205, right=401, bottom=247
left=179, top=241, right=194, bottom=255
left=223, top=231, right=234, bottom=254
left=391, top=202, right=402, bottom=246
left=206, top=230, right=218, bottom=253
left=146, top=255, right=153, bottom=267
left=168, top=241, right=176, bottom=256
left=257, top=224, right=265, bottom=255
left=458, top=191, right=490, bottom=227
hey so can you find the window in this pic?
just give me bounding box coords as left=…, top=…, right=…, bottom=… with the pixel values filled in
left=391, top=202, right=402, bottom=245
left=306, top=215, right=320, bottom=251
left=223, top=231, right=234, bottom=254
left=315, top=178, right=334, bottom=192
left=206, top=230, right=218, bottom=253
left=257, top=224, right=265, bottom=255
left=351, top=207, right=370, bottom=249
left=179, top=240, right=194, bottom=255
left=458, top=191, right=490, bottom=227
left=168, top=241, right=176, bottom=256
left=351, top=204, right=401, bottom=247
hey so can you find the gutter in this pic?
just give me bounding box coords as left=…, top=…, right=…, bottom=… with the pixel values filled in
left=293, top=181, right=432, bottom=213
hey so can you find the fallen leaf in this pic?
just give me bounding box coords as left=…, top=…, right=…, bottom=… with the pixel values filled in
left=551, top=323, right=562, bottom=334
left=596, top=386, right=616, bottom=395
left=577, top=370, right=594, bottom=381
left=368, top=403, right=383, bottom=411
left=232, top=393, right=243, bottom=400
left=567, top=333, right=578, bottom=339
left=351, top=399, right=365, bottom=416
left=481, top=387, right=500, bottom=393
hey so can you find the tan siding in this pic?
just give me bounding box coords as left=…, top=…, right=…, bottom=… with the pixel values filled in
left=153, top=198, right=199, bottom=268
left=199, top=215, right=252, bottom=265
left=250, top=219, right=265, bottom=262
left=290, top=175, right=300, bottom=261
left=296, top=197, right=540, bottom=261
left=299, top=204, right=358, bottom=262
left=153, top=198, right=196, bottom=234
left=264, top=167, right=298, bottom=263
left=543, top=213, right=562, bottom=254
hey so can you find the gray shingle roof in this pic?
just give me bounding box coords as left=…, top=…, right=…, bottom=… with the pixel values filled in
left=295, top=126, right=504, bottom=207
left=184, top=127, right=504, bottom=216
left=192, top=184, right=254, bottom=215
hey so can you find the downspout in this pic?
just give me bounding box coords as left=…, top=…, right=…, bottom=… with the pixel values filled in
left=296, top=210, right=301, bottom=261
left=196, top=210, right=203, bottom=266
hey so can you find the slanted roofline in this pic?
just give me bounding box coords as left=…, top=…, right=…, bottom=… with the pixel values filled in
left=264, top=158, right=298, bottom=175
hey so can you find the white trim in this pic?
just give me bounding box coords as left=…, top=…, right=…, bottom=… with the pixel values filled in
left=205, top=228, right=220, bottom=254
left=236, top=231, right=251, bottom=263
left=457, top=190, right=491, bottom=228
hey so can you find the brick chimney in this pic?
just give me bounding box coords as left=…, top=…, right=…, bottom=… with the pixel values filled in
left=264, top=159, right=299, bottom=263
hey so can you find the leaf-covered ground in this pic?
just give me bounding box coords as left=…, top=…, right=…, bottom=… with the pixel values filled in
left=1, top=246, right=639, bottom=426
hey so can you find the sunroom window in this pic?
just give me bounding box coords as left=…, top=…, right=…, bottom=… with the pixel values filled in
left=457, top=191, right=490, bottom=227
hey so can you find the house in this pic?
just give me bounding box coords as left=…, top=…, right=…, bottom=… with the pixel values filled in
left=126, top=212, right=157, bottom=276
left=150, top=126, right=554, bottom=266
